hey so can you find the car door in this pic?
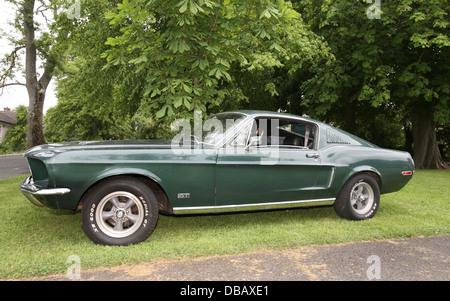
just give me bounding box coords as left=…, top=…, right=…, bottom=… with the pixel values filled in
left=215, top=117, right=322, bottom=206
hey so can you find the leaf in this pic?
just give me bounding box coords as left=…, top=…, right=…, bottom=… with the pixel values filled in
left=178, top=0, right=188, bottom=13
left=215, top=58, right=230, bottom=68
left=208, top=67, right=218, bottom=76
left=174, top=97, right=183, bottom=108
left=183, top=97, right=191, bottom=109
left=167, top=105, right=173, bottom=116
left=260, top=9, right=271, bottom=19
left=191, top=59, right=200, bottom=69
left=214, top=68, right=223, bottom=79
left=150, top=88, right=160, bottom=98
left=190, top=0, right=198, bottom=14
left=193, top=87, right=202, bottom=96
left=178, top=40, right=191, bottom=53
left=105, top=37, right=118, bottom=46
left=199, top=60, right=209, bottom=70
left=155, top=106, right=167, bottom=118
left=182, top=83, right=192, bottom=93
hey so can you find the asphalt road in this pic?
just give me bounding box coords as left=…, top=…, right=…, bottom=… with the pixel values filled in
left=0, top=154, right=29, bottom=180
left=32, top=235, right=449, bottom=281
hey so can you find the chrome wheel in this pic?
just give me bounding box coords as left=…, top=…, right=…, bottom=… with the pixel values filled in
left=96, top=191, right=145, bottom=238
left=350, top=182, right=374, bottom=215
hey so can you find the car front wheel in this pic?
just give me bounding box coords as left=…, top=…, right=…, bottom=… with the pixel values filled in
left=81, top=177, right=159, bottom=246
left=334, top=173, right=380, bottom=220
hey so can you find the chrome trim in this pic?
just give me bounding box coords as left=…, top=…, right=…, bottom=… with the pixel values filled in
left=20, top=190, right=44, bottom=207
left=19, top=176, right=70, bottom=207
left=328, top=167, right=335, bottom=188
left=173, top=198, right=335, bottom=215
left=20, top=176, right=70, bottom=195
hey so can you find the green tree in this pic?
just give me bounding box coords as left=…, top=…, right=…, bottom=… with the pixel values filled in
left=295, top=0, right=449, bottom=169
left=44, top=1, right=136, bottom=142
left=1, top=0, right=58, bottom=148
left=102, top=0, right=319, bottom=121
left=0, top=0, right=95, bottom=148
left=45, top=0, right=176, bottom=141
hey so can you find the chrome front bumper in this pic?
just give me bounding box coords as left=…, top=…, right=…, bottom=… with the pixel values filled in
left=19, top=176, right=71, bottom=207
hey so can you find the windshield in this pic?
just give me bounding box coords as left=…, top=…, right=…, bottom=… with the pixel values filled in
left=202, top=113, right=247, bottom=145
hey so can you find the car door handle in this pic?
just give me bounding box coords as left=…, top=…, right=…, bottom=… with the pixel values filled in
left=306, top=152, right=320, bottom=159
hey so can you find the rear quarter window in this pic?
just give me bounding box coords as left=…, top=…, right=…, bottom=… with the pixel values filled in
left=326, top=128, right=361, bottom=145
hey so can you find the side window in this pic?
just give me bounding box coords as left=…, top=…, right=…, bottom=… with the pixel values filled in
left=289, top=122, right=316, bottom=149
left=326, top=128, right=360, bottom=145
left=226, top=123, right=253, bottom=148
left=249, top=118, right=316, bottom=149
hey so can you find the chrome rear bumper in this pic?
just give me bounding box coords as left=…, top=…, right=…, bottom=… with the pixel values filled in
left=19, top=176, right=70, bottom=207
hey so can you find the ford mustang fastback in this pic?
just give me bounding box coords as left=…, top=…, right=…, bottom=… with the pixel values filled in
left=20, top=111, right=414, bottom=245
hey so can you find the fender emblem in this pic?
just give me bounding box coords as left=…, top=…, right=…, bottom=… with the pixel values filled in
left=177, top=193, right=190, bottom=199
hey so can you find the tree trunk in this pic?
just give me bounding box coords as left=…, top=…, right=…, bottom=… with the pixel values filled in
left=23, top=0, right=56, bottom=148
left=26, top=87, right=47, bottom=148
left=340, top=90, right=360, bottom=133
left=411, top=108, right=447, bottom=169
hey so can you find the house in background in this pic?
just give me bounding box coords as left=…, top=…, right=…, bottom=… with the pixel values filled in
left=0, top=107, right=17, bottom=143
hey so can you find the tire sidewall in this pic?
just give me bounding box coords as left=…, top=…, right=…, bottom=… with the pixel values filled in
left=81, top=177, right=159, bottom=246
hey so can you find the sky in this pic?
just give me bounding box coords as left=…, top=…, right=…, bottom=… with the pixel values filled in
left=0, top=1, right=58, bottom=113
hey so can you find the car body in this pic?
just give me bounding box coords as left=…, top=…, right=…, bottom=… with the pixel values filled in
left=20, top=110, right=414, bottom=245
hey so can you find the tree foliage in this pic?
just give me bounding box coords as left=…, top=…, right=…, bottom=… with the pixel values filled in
left=47, top=0, right=328, bottom=142
left=45, top=0, right=179, bottom=142
left=101, top=0, right=316, bottom=121
left=294, top=0, right=449, bottom=168
left=44, top=0, right=136, bottom=142
left=41, top=0, right=448, bottom=168
left=0, top=0, right=91, bottom=148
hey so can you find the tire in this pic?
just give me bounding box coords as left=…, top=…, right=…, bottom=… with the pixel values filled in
left=81, top=176, right=159, bottom=246
left=334, top=173, right=380, bottom=220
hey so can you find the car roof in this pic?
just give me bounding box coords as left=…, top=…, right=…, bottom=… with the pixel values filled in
left=223, top=110, right=327, bottom=125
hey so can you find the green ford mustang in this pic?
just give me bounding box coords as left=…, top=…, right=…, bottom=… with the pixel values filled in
left=20, top=111, right=414, bottom=245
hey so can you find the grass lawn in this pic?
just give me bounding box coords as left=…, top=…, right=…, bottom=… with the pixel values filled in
left=0, top=170, right=449, bottom=279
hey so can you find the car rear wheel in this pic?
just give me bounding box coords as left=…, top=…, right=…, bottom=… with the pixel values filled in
left=334, top=173, right=380, bottom=220
left=81, top=176, right=159, bottom=246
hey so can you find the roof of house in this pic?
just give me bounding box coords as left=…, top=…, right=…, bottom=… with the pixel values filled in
left=0, top=109, right=17, bottom=125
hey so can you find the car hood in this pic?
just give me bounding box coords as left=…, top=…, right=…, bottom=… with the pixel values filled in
left=25, top=140, right=175, bottom=158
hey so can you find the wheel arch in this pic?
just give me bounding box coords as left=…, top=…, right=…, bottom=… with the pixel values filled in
left=343, top=166, right=382, bottom=191
left=333, top=170, right=381, bottom=220
left=77, top=173, right=173, bottom=215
